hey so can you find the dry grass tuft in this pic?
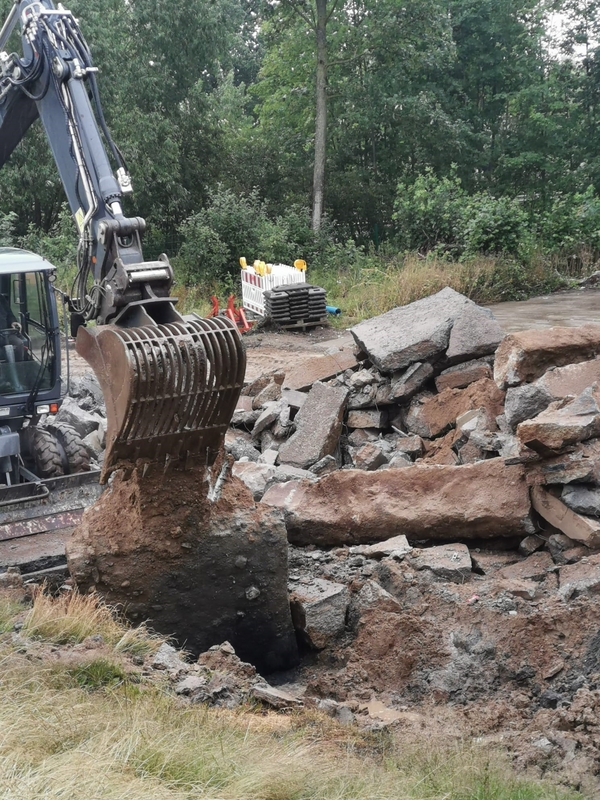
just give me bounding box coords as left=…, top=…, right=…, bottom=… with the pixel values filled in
left=21, top=587, right=161, bottom=655
left=0, top=590, right=579, bottom=800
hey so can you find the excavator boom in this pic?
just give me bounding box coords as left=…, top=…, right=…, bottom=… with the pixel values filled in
left=0, top=0, right=245, bottom=479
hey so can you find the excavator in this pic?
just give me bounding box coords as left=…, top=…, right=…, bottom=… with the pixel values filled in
left=0, top=0, right=246, bottom=506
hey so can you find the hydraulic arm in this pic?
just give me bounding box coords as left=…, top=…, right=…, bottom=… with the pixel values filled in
left=0, top=0, right=245, bottom=479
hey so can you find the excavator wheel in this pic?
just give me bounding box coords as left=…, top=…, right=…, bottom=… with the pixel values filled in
left=22, top=426, right=65, bottom=479
left=48, top=423, right=91, bottom=474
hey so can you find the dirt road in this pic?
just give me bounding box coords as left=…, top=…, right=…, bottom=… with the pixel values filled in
left=488, top=287, right=600, bottom=332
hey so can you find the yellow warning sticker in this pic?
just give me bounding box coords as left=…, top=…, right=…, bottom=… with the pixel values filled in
left=75, top=207, right=85, bottom=233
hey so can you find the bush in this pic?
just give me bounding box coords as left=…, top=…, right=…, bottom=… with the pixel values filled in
left=462, top=195, right=529, bottom=257
left=539, top=186, right=600, bottom=253
left=393, top=168, right=466, bottom=252
left=176, top=214, right=230, bottom=285
left=393, top=171, right=530, bottom=258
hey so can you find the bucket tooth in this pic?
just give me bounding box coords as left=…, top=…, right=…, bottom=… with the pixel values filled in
left=76, top=317, right=246, bottom=482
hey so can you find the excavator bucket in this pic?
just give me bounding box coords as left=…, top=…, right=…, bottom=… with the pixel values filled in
left=76, top=317, right=246, bottom=481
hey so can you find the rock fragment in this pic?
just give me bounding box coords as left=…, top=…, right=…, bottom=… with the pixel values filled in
left=435, top=358, right=493, bottom=392
left=409, top=543, right=472, bottom=583
left=390, top=362, right=434, bottom=401
left=518, top=384, right=600, bottom=454
left=531, top=485, right=600, bottom=546
left=561, top=484, right=600, bottom=517
left=289, top=578, right=350, bottom=649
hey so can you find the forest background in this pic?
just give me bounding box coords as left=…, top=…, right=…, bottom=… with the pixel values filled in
left=1, top=0, right=600, bottom=322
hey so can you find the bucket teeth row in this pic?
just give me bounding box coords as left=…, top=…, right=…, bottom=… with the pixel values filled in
left=76, top=317, right=245, bottom=481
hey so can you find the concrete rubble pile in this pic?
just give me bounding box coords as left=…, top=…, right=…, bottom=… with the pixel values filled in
left=225, top=286, right=600, bottom=552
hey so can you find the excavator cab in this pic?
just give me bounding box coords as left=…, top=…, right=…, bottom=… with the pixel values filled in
left=0, top=247, right=60, bottom=412
left=0, top=247, right=93, bottom=489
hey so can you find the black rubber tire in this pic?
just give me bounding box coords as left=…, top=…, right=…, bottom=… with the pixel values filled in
left=25, top=426, right=65, bottom=479
left=49, top=423, right=91, bottom=474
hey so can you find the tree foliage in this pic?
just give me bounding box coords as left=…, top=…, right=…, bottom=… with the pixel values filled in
left=2, top=0, right=600, bottom=274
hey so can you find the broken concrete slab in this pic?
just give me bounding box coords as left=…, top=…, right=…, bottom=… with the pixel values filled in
left=252, top=400, right=285, bottom=438
left=497, top=551, right=554, bottom=582
left=347, top=408, right=388, bottom=429
left=531, top=485, right=600, bottom=547
left=225, top=433, right=261, bottom=463
left=232, top=462, right=277, bottom=500
left=278, top=382, right=348, bottom=469
left=494, top=324, right=600, bottom=389
left=559, top=554, right=600, bottom=599
left=409, top=543, right=472, bottom=583
left=289, top=578, right=350, bottom=649
left=67, top=463, right=298, bottom=673
left=518, top=384, right=600, bottom=454
left=252, top=380, right=282, bottom=410
left=351, top=288, right=502, bottom=373
left=361, top=534, right=412, bottom=560
left=262, top=459, right=533, bottom=546
left=282, top=349, right=357, bottom=391
left=389, top=362, right=434, bottom=402
left=435, top=358, right=493, bottom=392
left=281, top=388, right=307, bottom=410
left=561, top=484, right=600, bottom=517
left=445, top=304, right=503, bottom=362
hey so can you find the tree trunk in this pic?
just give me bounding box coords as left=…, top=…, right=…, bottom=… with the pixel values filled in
left=312, top=0, right=327, bottom=231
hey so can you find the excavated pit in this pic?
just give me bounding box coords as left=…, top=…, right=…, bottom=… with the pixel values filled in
left=66, top=456, right=298, bottom=673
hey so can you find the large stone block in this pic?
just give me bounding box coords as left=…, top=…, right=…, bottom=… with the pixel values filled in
left=278, top=381, right=348, bottom=469
left=494, top=325, right=600, bottom=389
left=66, top=462, right=298, bottom=673
left=350, top=287, right=502, bottom=374
left=262, top=458, right=532, bottom=546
